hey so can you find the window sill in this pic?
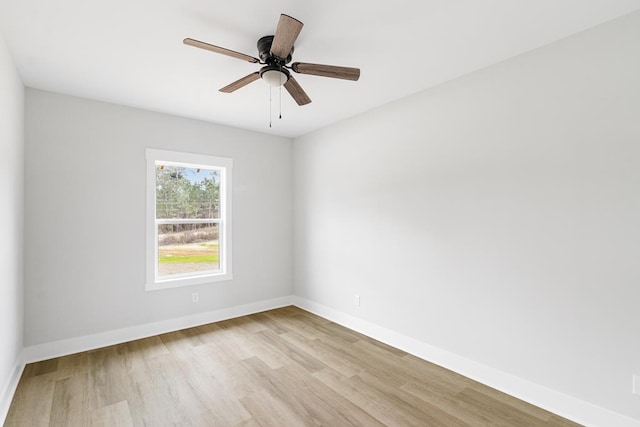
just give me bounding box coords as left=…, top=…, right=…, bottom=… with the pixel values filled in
left=145, top=272, right=233, bottom=291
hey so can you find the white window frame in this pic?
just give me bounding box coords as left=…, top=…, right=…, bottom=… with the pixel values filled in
left=145, top=148, right=233, bottom=291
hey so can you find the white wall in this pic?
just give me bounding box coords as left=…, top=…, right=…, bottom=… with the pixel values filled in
left=0, top=32, right=24, bottom=415
left=24, top=90, right=293, bottom=346
left=294, top=11, right=640, bottom=422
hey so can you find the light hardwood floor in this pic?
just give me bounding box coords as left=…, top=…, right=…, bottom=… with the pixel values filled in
left=6, top=306, right=582, bottom=426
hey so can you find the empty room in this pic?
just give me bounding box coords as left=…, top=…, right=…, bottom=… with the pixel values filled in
left=1, top=1, right=639, bottom=426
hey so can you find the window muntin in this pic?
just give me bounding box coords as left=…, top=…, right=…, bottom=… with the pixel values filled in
left=146, top=149, right=232, bottom=290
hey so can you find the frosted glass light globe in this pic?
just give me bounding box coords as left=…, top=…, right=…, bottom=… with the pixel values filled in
left=262, top=70, right=287, bottom=87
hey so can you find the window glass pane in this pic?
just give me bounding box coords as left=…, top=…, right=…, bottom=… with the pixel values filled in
left=157, top=223, right=220, bottom=277
left=156, top=165, right=220, bottom=219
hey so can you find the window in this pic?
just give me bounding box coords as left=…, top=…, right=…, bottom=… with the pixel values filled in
left=146, top=148, right=232, bottom=290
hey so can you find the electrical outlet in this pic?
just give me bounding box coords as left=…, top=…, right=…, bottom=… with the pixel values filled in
left=354, top=294, right=360, bottom=307
left=192, top=292, right=199, bottom=303
left=633, top=374, right=640, bottom=395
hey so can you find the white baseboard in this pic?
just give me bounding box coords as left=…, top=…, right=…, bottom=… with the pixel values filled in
left=22, top=296, right=293, bottom=364
left=0, top=357, right=25, bottom=425
left=292, top=296, right=640, bottom=427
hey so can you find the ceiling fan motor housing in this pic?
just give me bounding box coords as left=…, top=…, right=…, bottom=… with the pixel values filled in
left=258, top=35, right=293, bottom=86
left=258, top=35, right=293, bottom=64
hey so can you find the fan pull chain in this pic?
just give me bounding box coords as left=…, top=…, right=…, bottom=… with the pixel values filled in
left=269, top=86, right=272, bottom=128
left=279, top=84, right=282, bottom=119
left=279, top=68, right=283, bottom=120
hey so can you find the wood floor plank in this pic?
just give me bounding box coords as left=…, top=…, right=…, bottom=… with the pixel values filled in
left=276, top=362, right=386, bottom=426
left=90, top=400, right=134, bottom=427
left=23, top=358, right=59, bottom=377
left=294, top=312, right=364, bottom=344
left=253, top=329, right=328, bottom=373
left=279, top=330, right=361, bottom=377
left=401, top=380, right=493, bottom=426
left=86, top=345, right=137, bottom=411
left=188, top=343, right=265, bottom=399
left=316, top=331, right=408, bottom=388
left=313, top=366, right=432, bottom=426
left=49, top=372, right=91, bottom=426
left=465, top=381, right=568, bottom=424
left=5, top=306, right=584, bottom=427
left=241, top=356, right=338, bottom=425
left=172, top=347, right=253, bottom=425
left=125, top=353, right=202, bottom=426
left=123, top=335, right=170, bottom=360
left=262, top=311, right=330, bottom=341
left=52, top=352, right=88, bottom=380
left=5, top=375, right=56, bottom=426
left=547, top=414, right=585, bottom=427
left=355, top=370, right=471, bottom=426
left=453, top=387, right=557, bottom=427
left=217, top=315, right=270, bottom=334
left=207, top=317, right=290, bottom=369
left=240, top=390, right=311, bottom=427
left=248, top=311, right=292, bottom=335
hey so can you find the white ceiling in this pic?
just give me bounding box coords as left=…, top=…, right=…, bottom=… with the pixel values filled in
left=1, top=0, right=639, bottom=138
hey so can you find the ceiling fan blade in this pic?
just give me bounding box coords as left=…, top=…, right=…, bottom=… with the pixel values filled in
left=284, top=76, right=311, bottom=106
left=184, top=38, right=259, bottom=63
left=270, top=14, right=303, bottom=59
left=291, top=62, right=360, bottom=81
left=219, top=72, right=261, bottom=93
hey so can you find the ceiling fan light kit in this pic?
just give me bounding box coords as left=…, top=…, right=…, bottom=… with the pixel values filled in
left=184, top=13, right=360, bottom=110
left=260, top=68, right=288, bottom=87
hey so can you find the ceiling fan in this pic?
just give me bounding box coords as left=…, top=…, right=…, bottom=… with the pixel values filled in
left=184, top=14, right=360, bottom=106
